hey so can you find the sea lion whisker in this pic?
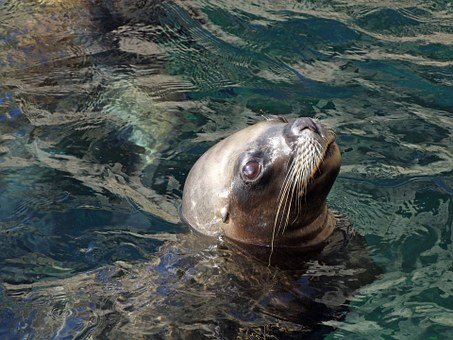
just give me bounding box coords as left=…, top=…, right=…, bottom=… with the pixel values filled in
left=281, top=138, right=324, bottom=232
left=284, top=158, right=306, bottom=232
left=270, top=160, right=298, bottom=263
left=282, top=178, right=298, bottom=235
left=282, top=152, right=303, bottom=231
left=274, top=160, right=297, bottom=235
left=275, top=156, right=302, bottom=235
left=280, top=148, right=308, bottom=235
left=275, top=163, right=294, bottom=219
left=280, top=138, right=321, bottom=233
left=272, top=161, right=296, bottom=243
left=293, top=172, right=302, bottom=224
left=268, top=162, right=297, bottom=265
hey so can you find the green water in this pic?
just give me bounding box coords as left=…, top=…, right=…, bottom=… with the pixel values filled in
left=0, top=0, right=452, bottom=338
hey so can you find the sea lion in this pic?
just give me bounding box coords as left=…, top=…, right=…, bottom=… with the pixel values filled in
left=181, top=116, right=341, bottom=254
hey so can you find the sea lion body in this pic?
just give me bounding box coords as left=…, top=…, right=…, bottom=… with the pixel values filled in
left=181, top=116, right=341, bottom=252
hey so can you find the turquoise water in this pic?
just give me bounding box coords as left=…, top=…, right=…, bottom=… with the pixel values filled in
left=1, top=0, right=452, bottom=338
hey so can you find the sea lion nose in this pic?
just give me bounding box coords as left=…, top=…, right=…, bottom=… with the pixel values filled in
left=289, top=117, right=319, bottom=136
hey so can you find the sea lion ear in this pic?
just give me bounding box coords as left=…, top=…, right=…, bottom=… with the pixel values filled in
left=220, top=206, right=229, bottom=223
left=261, top=115, right=288, bottom=123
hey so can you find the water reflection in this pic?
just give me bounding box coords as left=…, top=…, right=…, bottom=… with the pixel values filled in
left=0, top=0, right=452, bottom=338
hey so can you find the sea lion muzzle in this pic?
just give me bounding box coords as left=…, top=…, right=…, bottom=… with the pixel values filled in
left=285, top=117, right=320, bottom=139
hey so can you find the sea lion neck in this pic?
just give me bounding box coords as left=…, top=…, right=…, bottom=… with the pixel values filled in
left=224, top=203, right=335, bottom=248
left=275, top=205, right=336, bottom=248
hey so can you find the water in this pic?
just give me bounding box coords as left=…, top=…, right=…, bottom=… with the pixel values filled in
left=0, top=0, right=452, bottom=338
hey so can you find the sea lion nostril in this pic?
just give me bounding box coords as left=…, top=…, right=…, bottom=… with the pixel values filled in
left=291, top=117, right=319, bottom=135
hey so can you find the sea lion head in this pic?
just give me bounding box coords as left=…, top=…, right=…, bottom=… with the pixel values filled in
left=180, top=116, right=341, bottom=251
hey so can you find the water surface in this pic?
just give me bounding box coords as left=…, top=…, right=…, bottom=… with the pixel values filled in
left=0, top=0, right=452, bottom=338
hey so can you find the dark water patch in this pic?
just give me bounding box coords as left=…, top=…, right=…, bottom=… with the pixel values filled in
left=1, top=228, right=381, bottom=338
left=356, top=8, right=421, bottom=34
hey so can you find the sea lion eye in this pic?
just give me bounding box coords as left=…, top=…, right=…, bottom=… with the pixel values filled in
left=242, top=160, right=261, bottom=181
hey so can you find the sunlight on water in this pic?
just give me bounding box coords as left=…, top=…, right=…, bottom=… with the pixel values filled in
left=0, top=0, right=452, bottom=338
